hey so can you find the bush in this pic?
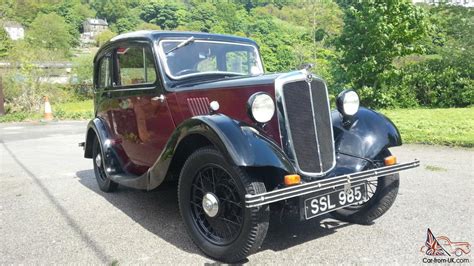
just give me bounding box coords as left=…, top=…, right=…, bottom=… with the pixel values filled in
left=361, top=51, right=473, bottom=108
left=2, top=72, right=78, bottom=114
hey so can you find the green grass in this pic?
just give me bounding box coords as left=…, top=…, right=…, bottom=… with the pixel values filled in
left=380, top=107, right=474, bottom=148
left=0, top=100, right=93, bottom=123
left=53, top=100, right=94, bottom=120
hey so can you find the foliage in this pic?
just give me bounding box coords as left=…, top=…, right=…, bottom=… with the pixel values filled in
left=56, top=0, right=96, bottom=45
left=0, top=100, right=94, bottom=122
left=90, top=0, right=129, bottom=24
left=381, top=107, right=474, bottom=147
left=95, top=29, right=117, bottom=47
left=337, top=1, right=428, bottom=90
left=374, top=51, right=474, bottom=108
left=187, top=2, right=219, bottom=32
left=28, top=13, right=73, bottom=55
left=135, top=22, right=162, bottom=31
left=54, top=100, right=94, bottom=120
left=0, top=27, right=13, bottom=58
left=113, top=12, right=141, bottom=33
left=71, top=53, right=94, bottom=101
left=140, top=2, right=183, bottom=30
left=358, top=3, right=474, bottom=108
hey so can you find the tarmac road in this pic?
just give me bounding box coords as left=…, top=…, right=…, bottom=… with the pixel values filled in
left=1, top=121, right=473, bottom=264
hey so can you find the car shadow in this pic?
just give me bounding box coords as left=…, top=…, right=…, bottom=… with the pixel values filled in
left=76, top=169, right=353, bottom=260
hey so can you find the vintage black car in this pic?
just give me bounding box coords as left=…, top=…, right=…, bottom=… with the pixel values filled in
left=82, top=31, right=419, bottom=262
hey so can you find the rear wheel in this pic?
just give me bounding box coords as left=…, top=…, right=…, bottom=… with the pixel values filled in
left=178, top=148, right=269, bottom=262
left=330, top=150, right=399, bottom=224
left=92, top=137, right=118, bottom=192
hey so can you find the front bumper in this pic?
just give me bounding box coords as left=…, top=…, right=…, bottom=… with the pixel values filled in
left=245, top=160, right=420, bottom=208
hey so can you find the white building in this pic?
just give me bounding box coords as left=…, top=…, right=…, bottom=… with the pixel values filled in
left=413, top=0, right=474, bottom=7
left=80, top=18, right=109, bottom=47
left=83, top=18, right=108, bottom=36
left=2, top=21, right=24, bottom=40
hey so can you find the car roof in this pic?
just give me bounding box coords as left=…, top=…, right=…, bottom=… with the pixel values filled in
left=95, top=30, right=258, bottom=61
left=110, top=30, right=257, bottom=44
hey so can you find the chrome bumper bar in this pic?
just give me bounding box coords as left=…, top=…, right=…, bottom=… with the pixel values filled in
left=245, top=160, right=420, bottom=208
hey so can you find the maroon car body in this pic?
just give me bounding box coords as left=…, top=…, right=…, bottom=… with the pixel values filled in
left=82, top=31, right=419, bottom=262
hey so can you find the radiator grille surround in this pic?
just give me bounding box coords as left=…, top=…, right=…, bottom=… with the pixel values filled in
left=275, top=71, right=336, bottom=177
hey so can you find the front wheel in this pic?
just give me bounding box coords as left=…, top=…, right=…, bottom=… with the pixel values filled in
left=178, top=148, right=269, bottom=262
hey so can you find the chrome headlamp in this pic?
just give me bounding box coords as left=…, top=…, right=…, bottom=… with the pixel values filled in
left=336, top=90, right=360, bottom=117
left=247, top=92, right=275, bottom=124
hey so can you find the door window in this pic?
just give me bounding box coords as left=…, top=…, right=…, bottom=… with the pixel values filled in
left=117, top=46, right=157, bottom=86
left=98, top=56, right=111, bottom=88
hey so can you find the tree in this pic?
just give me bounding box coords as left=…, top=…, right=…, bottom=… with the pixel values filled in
left=187, top=2, right=218, bottom=32
left=337, top=0, right=428, bottom=90
left=114, top=12, right=141, bottom=33
left=90, top=0, right=129, bottom=24
left=0, top=27, right=13, bottom=58
left=28, top=13, right=73, bottom=53
left=140, top=2, right=183, bottom=30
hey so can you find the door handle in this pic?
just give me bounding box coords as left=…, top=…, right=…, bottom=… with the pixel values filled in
left=152, top=94, right=166, bottom=103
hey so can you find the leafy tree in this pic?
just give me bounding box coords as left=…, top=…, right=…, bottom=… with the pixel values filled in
left=0, top=27, right=13, bottom=58
left=425, top=4, right=473, bottom=54
left=187, top=2, right=218, bottom=32
left=113, top=11, right=141, bottom=33
left=28, top=13, right=73, bottom=53
left=236, top=0, right=295, bottom=11
left=140, top=2, right=183, bottom=29
left=337, top=0, right=428, bottom=90
left=90, top=0, right=129, bottom=24
left=246, top=14, right=296, bottom=72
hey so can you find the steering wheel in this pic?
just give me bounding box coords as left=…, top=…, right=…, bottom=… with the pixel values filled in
left=176, top=69, right=198, bottom=76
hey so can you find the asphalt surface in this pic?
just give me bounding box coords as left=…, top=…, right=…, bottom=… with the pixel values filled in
left=0, top=121, right=473, bottom=264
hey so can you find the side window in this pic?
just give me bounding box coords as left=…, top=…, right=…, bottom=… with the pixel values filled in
left=117, top=46, right=157, bottom=86
left=98, top=56, right=111, bottom=88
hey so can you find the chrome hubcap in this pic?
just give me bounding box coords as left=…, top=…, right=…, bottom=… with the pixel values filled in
left=95, top=154, right=102, bottom=168
left=202, top=192, right=219, bottom=217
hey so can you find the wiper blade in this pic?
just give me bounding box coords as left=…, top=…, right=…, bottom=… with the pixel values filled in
left=165, top=36, right=195, bottom=55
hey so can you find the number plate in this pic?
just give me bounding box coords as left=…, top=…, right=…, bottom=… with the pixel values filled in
left=303, top=182, right=368, bottom=220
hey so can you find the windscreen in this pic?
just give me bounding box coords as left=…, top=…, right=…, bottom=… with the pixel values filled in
left=158, top=40, right=264, bottom=80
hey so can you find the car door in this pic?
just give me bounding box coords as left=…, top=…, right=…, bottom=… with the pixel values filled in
left=107, top=41, right=175, bottom=174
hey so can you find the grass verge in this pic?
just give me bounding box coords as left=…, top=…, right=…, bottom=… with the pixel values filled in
left=0, top=100, right=93, bottom=123
left=380, top=107, right=474, bottom=148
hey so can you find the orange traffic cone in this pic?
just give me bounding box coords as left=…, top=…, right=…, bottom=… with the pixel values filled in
left=43, top=96, right=53, bottom=121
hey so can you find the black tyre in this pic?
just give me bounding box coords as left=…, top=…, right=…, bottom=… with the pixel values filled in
left=178, top=148, right=269, bottom=262
left=330, top=151, right=399, bottom=225
left=92, top=137, right=118, bottom=192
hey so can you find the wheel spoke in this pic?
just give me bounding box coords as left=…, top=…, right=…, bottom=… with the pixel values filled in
left=189, top=164, right=243, bottom=245
left=217, top=216, right=240, bottom=227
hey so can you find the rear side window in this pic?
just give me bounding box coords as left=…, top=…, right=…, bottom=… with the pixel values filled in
left=98, top=57, right=111, bottom=88
left=117, top=46, right=157, bottom=86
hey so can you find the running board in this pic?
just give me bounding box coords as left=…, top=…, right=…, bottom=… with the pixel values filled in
left=245, top=160, right=420, bottom=208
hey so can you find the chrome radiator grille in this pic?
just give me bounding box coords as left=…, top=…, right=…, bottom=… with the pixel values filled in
left=276, top=73, right=335, bottom=176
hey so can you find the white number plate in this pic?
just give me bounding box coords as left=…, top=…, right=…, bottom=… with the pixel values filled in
left=304, top=183, right=368, bottom=220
